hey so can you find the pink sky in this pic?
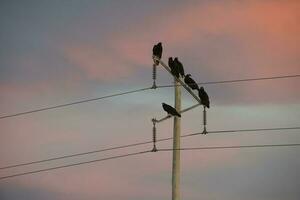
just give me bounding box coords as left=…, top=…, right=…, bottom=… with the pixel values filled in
left=0, top=1, right=300, bottom=200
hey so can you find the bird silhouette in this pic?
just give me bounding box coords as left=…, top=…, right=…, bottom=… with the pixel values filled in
left=168, top=57, right=179, bottom=78
left=152, top=42, right=162, bottom=66
left=162, top=103, right=181, bottom=117
left=198, top=87, right=210, bottom=108
left=174, top=57, right=184, bottom=78
left=184, top=74, right=199, bottom=90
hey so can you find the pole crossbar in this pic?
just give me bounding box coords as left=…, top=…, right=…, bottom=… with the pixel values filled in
left=153, top=56, right=202, bottom=105
left=154, top=103, right=201, bottom=123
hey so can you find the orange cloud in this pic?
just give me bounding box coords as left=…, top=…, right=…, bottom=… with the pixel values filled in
left=63, top=1, right=299, bottom=82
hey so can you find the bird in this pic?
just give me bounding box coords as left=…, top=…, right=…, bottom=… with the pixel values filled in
left=162, top=103, right=181, bottom=117
left=152, top=42, right=162, bottom=66
left=168, top=57, right=180, bottom=78
left=174, top=57, right=184, bottom=77
left=198, top=87, right=210, bottom=108
left=184, top=74, right=199, bottom=90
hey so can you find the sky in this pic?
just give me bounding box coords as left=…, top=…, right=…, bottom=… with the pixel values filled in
left=0, top=0, right=300, bottom=199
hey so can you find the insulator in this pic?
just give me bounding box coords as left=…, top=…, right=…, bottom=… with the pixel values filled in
left=203, top=107, right=207, bottom=126
left=153, top=126, right=157, bottom=143
left=151, top=118, right=157, bottom=152
left=151, top=65, right=157, bottom=89
left=152, top=65, right=157, bottom=80
left=202, top=107, right=208, bottom=134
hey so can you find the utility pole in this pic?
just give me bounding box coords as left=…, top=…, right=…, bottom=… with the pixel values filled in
left=152, top=55, right=202, bottom=200
left=172, top=78, right=181, bottom=200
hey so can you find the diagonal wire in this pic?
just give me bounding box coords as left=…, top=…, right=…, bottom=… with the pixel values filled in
left=0, top=150, right=151, bottom=181
left=0, top=87, right=151, bottom=120
left=1, top=126, right=300, bottom=170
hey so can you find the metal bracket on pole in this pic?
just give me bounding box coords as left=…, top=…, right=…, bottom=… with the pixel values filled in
left=202, top=106, right=207, bottom=134
left=151, top=118, right=158, bottom=152
left=155, top=103, right=201, bottom=124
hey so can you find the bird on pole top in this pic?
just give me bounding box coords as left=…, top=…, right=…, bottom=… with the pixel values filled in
left=152, top=42, right=162, bottom=66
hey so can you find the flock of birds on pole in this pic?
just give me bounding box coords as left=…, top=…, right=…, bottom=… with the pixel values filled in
left=153, top=42, right=210, bottom=118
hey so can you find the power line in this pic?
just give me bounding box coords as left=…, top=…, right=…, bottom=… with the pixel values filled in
left=186, top=126, right=300, bottom=137
left=0, top=150, right=151, bottom=181
left=0, top=140, right=154, bottom=170
left=1, top=142, right=300, bottom=180
left=1, top=74, right=299, bottom=120
left=157, top=74, right=300, bottom=88
left=158, top=143, right=300, bottom=151
left=1, top=126, right=299, bottom=170
left=0, top=87, right=151, bottom=120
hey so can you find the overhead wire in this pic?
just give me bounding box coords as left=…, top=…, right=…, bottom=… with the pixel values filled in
left=158, top=143, right=300, bottom=151
left=1, top=52, right=299, bottom=181
left=0, top=87, right=152, bottom=120
left=184, top=126, right=300, bottom=137
left=0, top=150, right=151, bottom=180
left=0, top=140, right=154, bottom=170
left=156, top=74, right=300, bottom=88
left=1, top=126, right=300, bottom=170
left=1, top=74, right=299, bottom=120
left=1, top=142, right=300, bottom=180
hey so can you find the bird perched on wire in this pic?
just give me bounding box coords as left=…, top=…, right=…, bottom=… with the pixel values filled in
left=174, top=57, right=184, bottom=78
left=184, top=74, right=199, bottom=90
left=198, top=87, right=210, bottom=108
left=162, top=103, right=181, bottom=117
left=168, top=57, right=180, bottom=78
left=152, top=42, right=162, bottom=66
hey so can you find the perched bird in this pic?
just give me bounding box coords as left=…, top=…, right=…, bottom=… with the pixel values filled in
left=162, top=103, right=181, bottom=117
left=152, top=42, right=162, bottom=66
left=184, top=74, right=199, bottom=90
left=168, top=57, right=179, bottom=78
left=174, top=57, right=184, bottom=77
left=198, top=87, right=210, bottom=108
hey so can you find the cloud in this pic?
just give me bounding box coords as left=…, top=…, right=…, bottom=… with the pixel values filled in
left=61, top=1, right=300, bottom=102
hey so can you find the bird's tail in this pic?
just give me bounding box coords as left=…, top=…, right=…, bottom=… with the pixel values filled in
left=176, top=113, right=181, bottom=118
left=197, top=89, right=203, bottom=105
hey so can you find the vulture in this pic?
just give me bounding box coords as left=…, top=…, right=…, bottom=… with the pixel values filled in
left=162, top=103, right=181, bottom=117
left=198, top=87, right=210, bottom=108
left=184, top=74, right=199, bottom=90
left=168, top=57, right=179, bottom=78
left=152, top=42, right=162, bottom=66
left=174, top=57, right=184, bottom=78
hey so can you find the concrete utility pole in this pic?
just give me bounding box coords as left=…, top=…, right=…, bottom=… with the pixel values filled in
left=172, top=78, right=181, bottom=200
left=153, top=56, right=200, bottom=200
